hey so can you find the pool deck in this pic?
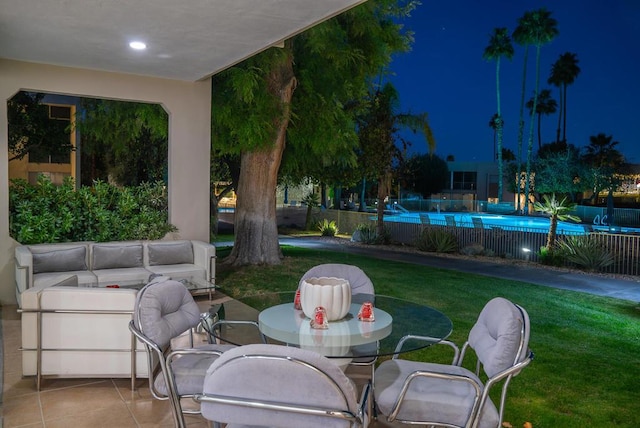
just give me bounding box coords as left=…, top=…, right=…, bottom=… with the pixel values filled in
left=272, top=236, right=640, bottom=303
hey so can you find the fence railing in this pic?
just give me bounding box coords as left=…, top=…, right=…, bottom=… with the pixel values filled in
left=317, top=209, right=640, bottom=277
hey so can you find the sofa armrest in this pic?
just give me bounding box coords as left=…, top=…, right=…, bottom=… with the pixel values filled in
left=191, top=240, right=216, bottom=283
left=15, top=246, right=33, bottom=295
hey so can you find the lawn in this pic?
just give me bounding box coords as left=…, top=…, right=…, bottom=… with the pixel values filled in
left=215, top=244, right=640, bottom=427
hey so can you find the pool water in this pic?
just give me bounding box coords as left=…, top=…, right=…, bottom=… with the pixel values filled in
left=382, top=212, right=640, bottom=235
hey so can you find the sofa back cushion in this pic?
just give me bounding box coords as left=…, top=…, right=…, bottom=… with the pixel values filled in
left=147, top=241, right=194, bottom=266
left=92, top=243, right=143, bottom=270
left=31, top=246, right=88, bottom=274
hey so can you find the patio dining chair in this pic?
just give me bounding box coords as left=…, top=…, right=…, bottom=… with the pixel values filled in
left=194, top=343, right=370, bottom=428
left=299, top=264, right=377, bottom=376
left=374, top=297, right=534, bottom=428
left=129, top=277, right=234, bottom=428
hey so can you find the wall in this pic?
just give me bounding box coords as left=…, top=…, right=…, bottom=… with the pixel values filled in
left=0, top=59, right=212, bottom=305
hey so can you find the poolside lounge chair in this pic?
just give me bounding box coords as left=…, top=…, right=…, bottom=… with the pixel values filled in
left=445, top=215, right=456, bottom=227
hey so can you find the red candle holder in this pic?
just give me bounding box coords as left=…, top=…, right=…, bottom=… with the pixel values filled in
left=310, top=306, right=329, bottom=329
left=358, top=301, right=375, bottom=322
left=293, top=289, right=302, bottom=310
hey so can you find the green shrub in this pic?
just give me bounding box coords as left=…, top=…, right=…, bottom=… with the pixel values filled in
left=317, top=219, right=338, bottom=237
left=9, top=175, right=176, bottom=244
left=354, top=223, right=391, bottom=245
left=537, top=246, right=565, bottom=267
left=556, top=235, right=615, bottom=271
left=415, top=228, right=458, bottom=253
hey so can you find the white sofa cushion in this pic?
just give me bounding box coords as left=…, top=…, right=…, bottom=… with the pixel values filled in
left=33, top=270, right=98, bottom=288
left=93, top=267, right=152, bottom=285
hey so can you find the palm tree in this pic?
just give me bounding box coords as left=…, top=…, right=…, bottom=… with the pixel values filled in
left=512, top=12, right=535, bottom=213
left=515, top=8, right=558, bottom=214
left=526, top=88, right=557, bottom=149
left=489, top=113, right=499, bottom=161
left=533, top=193, right=580, bottom=251
left=483, top=27, right=514, bottom=202
left=548, top=52, right=580, bottom=143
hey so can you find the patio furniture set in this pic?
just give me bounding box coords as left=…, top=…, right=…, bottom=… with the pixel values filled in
left=15, top=239, right=216, bottom=389
left=16, top=255, right=534, bottom=428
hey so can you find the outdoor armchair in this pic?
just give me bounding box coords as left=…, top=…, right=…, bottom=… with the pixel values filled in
left=194, top=343, right=370, bottom=427
left=129, top=276, right=233, bottom=428
left=374, top=297, right=534, bottom=428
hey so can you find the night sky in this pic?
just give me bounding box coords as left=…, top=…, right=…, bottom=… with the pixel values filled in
left=388, top=0, right=640, bottom=164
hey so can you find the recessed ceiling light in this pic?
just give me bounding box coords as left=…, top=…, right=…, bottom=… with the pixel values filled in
left=129, top=41, right=147, bottom=50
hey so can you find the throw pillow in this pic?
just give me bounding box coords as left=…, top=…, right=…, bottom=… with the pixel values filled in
left=92, top=244, right=143, bottom=270
left=32, top=247, right=88, bottom=274
left=148, top=241, right=194, bottom=266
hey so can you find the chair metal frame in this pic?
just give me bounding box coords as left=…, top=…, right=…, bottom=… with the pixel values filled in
left=194, top=350, right=371, bottom=428
left=129, top=320, right=222, bottom=428
left=379, top=300, right=534, bottom=428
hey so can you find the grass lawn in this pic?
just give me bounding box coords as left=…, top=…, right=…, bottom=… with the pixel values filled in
left=215, top=244, right=640, bottom=427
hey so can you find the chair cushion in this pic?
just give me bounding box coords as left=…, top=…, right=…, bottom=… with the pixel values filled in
left=469, top=297, right=524, bottom=377
left=134, top=277, right=201, bottom=348
left=375, top=359, right=499, bottom=428
left=201, top=343, right=358, bottom=428
left=148, top=240, right=194, bottom=266
left=153, top=344, right=235, bottom=396
left=300, top=264, right=374, bottom=301
left=31, top=246, right=88, bottom=274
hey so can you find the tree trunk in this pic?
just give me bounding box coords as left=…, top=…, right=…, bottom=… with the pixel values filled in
left=225, top=53, right=297, bottom=266
left=547, top=214, right=558, bottom=250
left=376, top=172, right=391, bottom=237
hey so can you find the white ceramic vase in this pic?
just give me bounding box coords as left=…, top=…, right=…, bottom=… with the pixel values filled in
left=299, top=276, right=351, bottom=321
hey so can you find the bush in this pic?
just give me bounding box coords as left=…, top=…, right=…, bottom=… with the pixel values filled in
left=353, top=223, right=391, bottom=245
left=538, top=246, right=565, bottom=267
left=317, top=219, right=339, bottom=237
left=415, top=228, right=458, bottom=253
left=556, top=235, right=615, bottom=272
left=9, top=175, right=176, bottom=244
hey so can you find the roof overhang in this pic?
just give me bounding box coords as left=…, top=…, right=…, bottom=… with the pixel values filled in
left=0, top=0, right=367, bottom=82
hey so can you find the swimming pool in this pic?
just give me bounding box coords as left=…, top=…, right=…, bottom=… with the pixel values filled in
left=381, top=212, right=640, bottom=235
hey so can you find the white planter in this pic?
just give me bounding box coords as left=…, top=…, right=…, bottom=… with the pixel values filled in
left=299, top=277, right=352, bottom=321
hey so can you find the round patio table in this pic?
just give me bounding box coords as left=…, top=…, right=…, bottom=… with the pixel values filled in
left=208, top=291, right=452, bottom=359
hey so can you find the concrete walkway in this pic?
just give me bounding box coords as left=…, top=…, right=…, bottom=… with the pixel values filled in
left=264, top=236, right=640, bottom=303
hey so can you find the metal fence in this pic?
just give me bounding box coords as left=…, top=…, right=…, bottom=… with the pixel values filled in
left=317, top=209, right=640, bottom=277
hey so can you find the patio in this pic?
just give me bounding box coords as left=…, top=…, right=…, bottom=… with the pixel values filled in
left=0, top=293, right=395, bottom=427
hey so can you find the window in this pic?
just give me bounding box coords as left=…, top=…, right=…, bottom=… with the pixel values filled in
left=451, top=171, right=477, bottom=190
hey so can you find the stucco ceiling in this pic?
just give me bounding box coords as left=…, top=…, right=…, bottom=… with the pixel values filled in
left=0, top=0, right=366, bottom=82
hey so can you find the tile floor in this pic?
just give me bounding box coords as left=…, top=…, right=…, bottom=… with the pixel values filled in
left=1, top=295, right=395, bottom=427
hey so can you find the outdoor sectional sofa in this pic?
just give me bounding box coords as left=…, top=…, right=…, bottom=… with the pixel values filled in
left=15, top=239, right=216, bottom=386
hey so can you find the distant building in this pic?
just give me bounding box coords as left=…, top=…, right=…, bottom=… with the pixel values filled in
left=431, top=161, right=515, bottom=208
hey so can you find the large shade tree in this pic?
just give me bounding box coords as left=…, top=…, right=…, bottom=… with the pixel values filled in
left=212, top=0, right=418, bottom=266
left=548, top=52, right=581, bottom=144
left=582, top=133, right=625, bottom=206
left=483, top=27, right=514, bottom=202
left=534, top=142, right=588, bottom=201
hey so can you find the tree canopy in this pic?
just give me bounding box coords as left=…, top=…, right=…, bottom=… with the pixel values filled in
left=211, top=0, right=420, bottom=265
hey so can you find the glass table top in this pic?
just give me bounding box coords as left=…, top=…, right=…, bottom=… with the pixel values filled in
left=210, top=291, right=453, bottom=359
